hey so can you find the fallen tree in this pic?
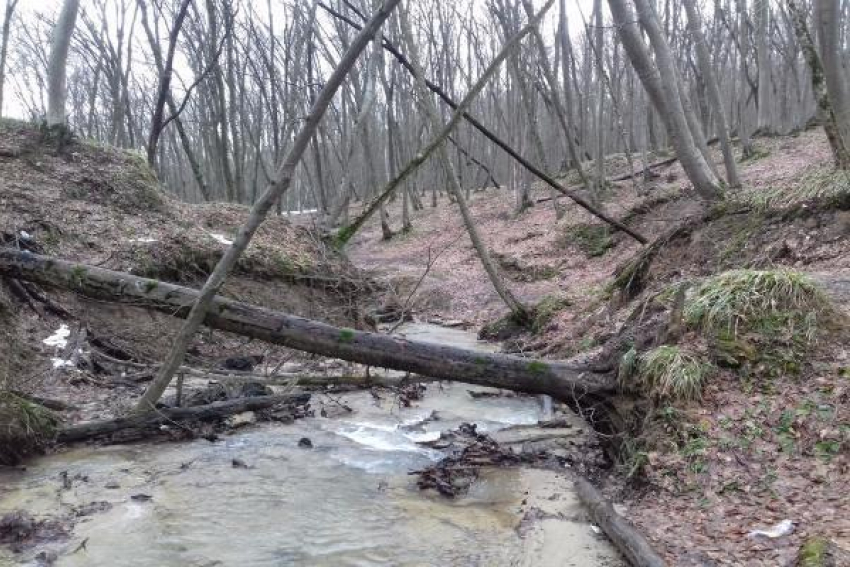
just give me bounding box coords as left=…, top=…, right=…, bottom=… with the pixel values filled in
left=57, top=393, right=309, bottom=443
left=0, top=249, right=616, bottom=400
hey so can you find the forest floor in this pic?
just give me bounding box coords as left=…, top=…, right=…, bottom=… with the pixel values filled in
left=349, top=128, right=850, bottom=566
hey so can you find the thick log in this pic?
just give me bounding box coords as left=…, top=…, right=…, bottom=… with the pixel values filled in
left=57, top=394, right=308, bottom=443
left=575, top=478, right=667, bottom=567
left=0, top=250, right=616, bottom=400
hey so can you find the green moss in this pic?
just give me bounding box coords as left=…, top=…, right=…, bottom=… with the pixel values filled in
left=527, top=361, right=548, bottom=375
left=559, top=223, right=614, bottom=257
left=531, top=295, right=572, bottom=333
left=143, top=280, right=158, bottom=293
left=797, top=537, right=828, bottom=567
left=339, top=329, right=355, bottom=343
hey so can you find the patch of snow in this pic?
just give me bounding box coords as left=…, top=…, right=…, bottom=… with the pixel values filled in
left=285, top=208, right=318, bottom=216
left=43, top=325, right=71, bottom=348
left=210, top=233, right=234, bottom=246
left=747, top=519, right=794, bottom=539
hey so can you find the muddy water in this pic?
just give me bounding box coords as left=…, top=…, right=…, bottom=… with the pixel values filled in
left=0, top=324, right=619, bottom=566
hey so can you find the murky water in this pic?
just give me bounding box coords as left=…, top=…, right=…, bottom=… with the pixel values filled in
left=0, top=324, right=554, bottom=566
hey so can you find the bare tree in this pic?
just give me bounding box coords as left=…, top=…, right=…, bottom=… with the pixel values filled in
left=46, top=0, right=81, bottom=127
left=136, top=0, right=402, bottom=411
left=0, top=0, right=19, bottom=116
left=609, top=0, right=723, bottom=200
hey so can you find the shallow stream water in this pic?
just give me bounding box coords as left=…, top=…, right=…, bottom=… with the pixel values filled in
left=0, top=324, right=618, bottom=566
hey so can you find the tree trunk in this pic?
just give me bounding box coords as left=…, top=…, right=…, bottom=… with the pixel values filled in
left=683, top=0, right=742, bottom=187
left=0, top=0, right=19, bottom=117
left=788, top=0, right=850, bottom=169
left=399, top=0, right=534, bottom=321
left=609, top=0, right=723, bottom=201
left=575, top=479, right=667, bottom=567
left=0, top=250, right=615, bottom=400
left=815, top=0, right=850, bottom=148
left=135, top=0, right=403, bottom=411
left=46, top=0, right=81, bottom=128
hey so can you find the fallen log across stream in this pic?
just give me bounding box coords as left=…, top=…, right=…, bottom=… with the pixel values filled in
left=57, top=393, right=310, bottom=443
left=0, top=249, right=616, bottom=401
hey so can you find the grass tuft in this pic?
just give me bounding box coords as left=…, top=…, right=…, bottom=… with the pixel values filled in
left=632, top=346, right=713, bottom=402
left=0, top=392, right=59, bottom=465
left=685, top=269, right=829, bottom=343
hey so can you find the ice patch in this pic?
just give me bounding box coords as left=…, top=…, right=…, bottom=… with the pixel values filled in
left=43, top=325, right=71, bottom=348
left=210, top=233, right=234, bottom=245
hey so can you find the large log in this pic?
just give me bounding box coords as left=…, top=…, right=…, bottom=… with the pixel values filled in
left=57, top=393, right=308, bottom=443
left=0, top=250, right=616, bottom=400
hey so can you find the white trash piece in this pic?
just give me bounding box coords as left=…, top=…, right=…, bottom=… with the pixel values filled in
left=209, top=233, right=234, bottom=246
left=747, top=519, right=794, bottom=539
left=43, top=324, right=71, bottom=348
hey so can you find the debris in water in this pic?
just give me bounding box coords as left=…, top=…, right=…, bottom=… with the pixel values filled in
left=105, top=482, right=120, bottom=489
left=43, top=325, right=71, bottom=348
left=747, top=519, right=794, bottom=539
left=231, top=458, right=250, bottom=469
left=130, top=494, right=153, bottom=502
left=298, top=437, right=313, bottom=448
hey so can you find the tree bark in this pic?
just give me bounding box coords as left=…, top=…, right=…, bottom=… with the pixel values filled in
left=0, top=0, right=19, bottom=117
left=788, top=0, right=850, bottom=169
left=622, top=0, right=724, bottom=200
left=135, top=0, right=403, bottom=411
left=0, top=250, right=615, bottom=400
left=46, top=0, right=81, bottom=127
left=683, top=0, right=742, bottom=187
left=575, top=478, right=667, bottom=567
left=815, top=0, right=850, bottom=149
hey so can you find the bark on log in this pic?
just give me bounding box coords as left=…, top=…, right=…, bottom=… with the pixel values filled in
left=575, top=478, right=667, bottom=567
left=0, top=250, right=615, bottom=400
left=57, top=394, right=308, bottom=443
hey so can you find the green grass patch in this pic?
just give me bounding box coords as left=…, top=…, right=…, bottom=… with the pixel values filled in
left=629, top=345, right=713, bottom=402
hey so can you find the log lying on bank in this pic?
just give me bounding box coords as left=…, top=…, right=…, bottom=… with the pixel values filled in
left=575, top=478, right=667, bottom=567
left=57, top=393, right=309, bottom=443
left=0, top=250, right=616, bottom=401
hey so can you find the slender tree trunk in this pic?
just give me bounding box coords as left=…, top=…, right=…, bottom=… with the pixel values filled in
left=0, top=0, right=19, bottom=117
left=609, top=0, right=723, bottom=200
left=788, top=0, right=850, bottom=169
left=755, top=0, right=771, bottom=132
left=815, top=0, right=850, bottom=147
left=683, top=0, right=742, bottom=187
left=136, top=0, right=402, bottom=411
left=46, top=0, right=81, bottom=128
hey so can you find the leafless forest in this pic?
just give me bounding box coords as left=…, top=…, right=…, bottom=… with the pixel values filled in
left=0, top=1, right=848, bottom=565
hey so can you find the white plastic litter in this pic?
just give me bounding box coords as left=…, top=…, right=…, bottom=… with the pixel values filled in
left=747, top=519, right=794, bottom=539
left=210, top=233, right=234, bottom=245
left=43, top=325, right=71, bottom=348
left=131, top=237, right=158, bottom=243
left=51, top=358, right=75, bottom=369
left=590, top=525, right=601, bottom=535
left=19, top=230, right=32, bottom=241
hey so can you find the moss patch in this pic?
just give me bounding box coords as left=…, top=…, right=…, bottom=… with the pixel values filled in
left=559, top=223, right=614, bottom=257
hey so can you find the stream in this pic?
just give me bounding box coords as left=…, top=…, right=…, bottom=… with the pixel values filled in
left=0, top=324, right=623, bottom=566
